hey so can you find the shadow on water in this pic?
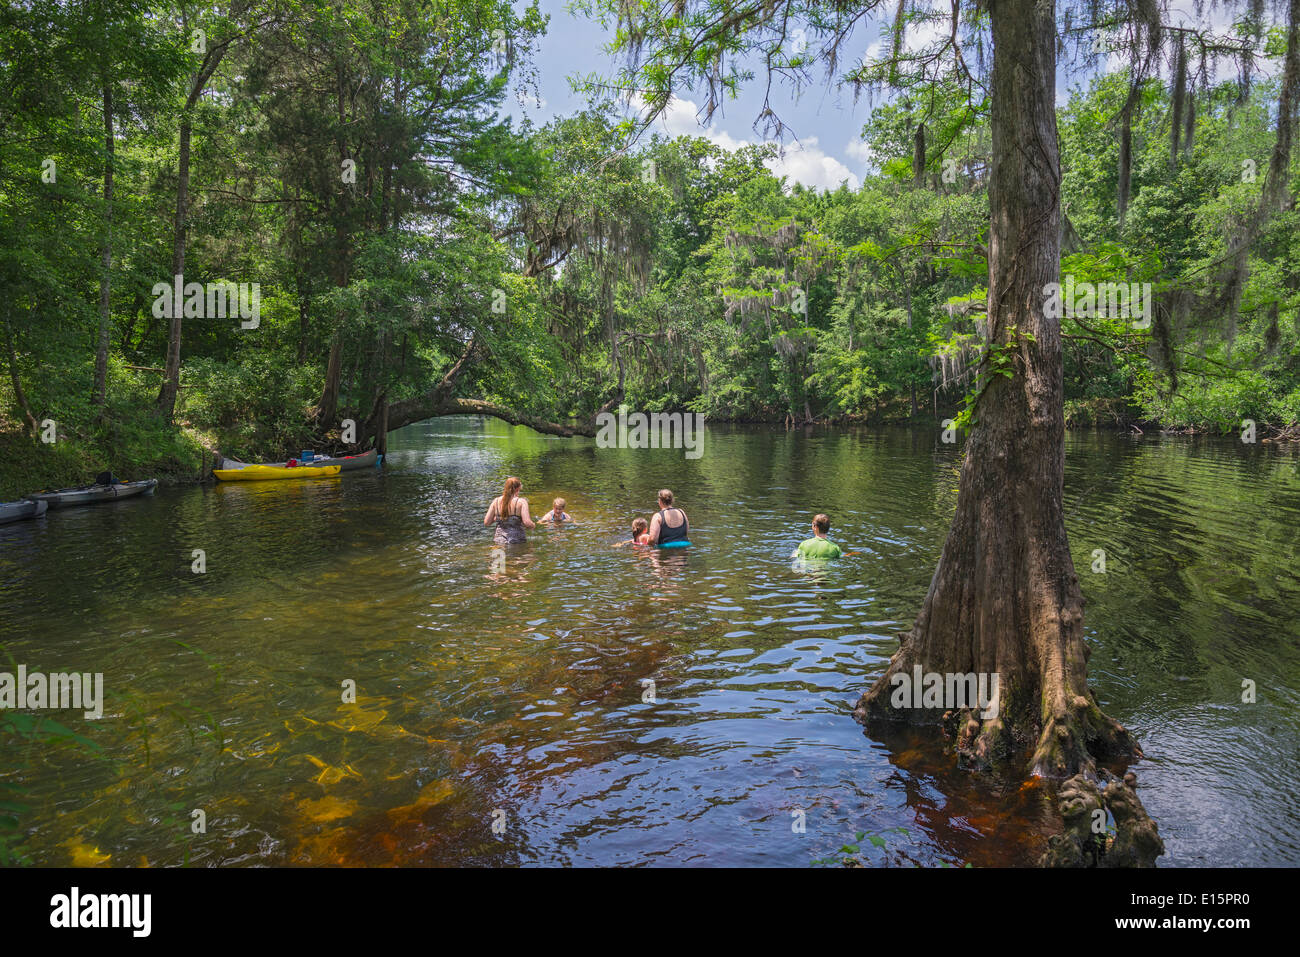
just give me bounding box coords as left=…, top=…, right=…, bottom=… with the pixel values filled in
left=1, top=418, right=1298, bottom=866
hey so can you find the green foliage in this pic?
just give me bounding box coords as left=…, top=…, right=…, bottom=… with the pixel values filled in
left=180, top=355, right=321, bottom=457
left=3, top=0, right=1300, bottom=499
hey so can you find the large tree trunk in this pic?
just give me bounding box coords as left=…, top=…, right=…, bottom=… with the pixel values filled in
left=93, top=79, right=114, bottom=410
left=852, top=0, right=1161, bottom=867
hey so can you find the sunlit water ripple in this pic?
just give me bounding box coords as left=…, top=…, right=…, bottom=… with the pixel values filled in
left=1, top=420, right=1297, bottom=866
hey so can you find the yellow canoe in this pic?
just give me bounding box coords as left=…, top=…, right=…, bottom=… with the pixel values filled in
left=214, top=464, right=341, bottom=482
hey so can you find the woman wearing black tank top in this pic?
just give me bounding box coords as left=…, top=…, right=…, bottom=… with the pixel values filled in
left=483, top=476, right=535, bottom=544
left=647, top=489, right=689, bottom=546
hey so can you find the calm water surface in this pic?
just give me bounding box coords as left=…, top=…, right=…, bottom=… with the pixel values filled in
left=2, top=419, right=1298, bottom=866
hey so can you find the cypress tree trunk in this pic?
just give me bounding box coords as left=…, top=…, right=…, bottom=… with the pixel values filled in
left=853, top=0, right=1160, bottom=865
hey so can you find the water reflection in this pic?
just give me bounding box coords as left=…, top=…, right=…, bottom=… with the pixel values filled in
left=1, top=420, right=1297, bottom=866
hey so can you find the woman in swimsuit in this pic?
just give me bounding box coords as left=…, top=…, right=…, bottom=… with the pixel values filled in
left=646, top=489, right=689, bottom=547
left=483, top=476, right=535, bottom=545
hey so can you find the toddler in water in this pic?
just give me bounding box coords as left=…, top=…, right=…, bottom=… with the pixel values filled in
left=616, top=517, right=650, bottom=547
left=538, top=498, right=572, bottom=525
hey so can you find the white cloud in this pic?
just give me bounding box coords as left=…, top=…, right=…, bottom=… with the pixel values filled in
left=845, top=138, right=874, bottom=164
left=644, top=94, right=859, bottom=191
left=770, top=138, right=860, bottom=191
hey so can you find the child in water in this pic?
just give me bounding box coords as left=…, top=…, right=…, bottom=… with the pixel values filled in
left=615, top=517, right=650, bottom=547
left=538, top=498, right=572, bottom=525
left=794, top=513, right=843, bottom=559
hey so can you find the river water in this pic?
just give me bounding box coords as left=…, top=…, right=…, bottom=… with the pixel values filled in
left=2, top=418, right=1298, bottom=866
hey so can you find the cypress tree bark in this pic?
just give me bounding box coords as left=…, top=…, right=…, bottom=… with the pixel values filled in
left=853, top=0, right=1160, bottom=865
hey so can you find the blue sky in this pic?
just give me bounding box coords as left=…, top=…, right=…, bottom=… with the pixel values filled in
left=508, top=2, right=884, bottom=189
left=507, top=2, right=1261, bottom=190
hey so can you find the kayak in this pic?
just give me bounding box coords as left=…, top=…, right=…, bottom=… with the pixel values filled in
left=215, top=449, right=378, bottom=473
left=26, top=479, right=158, bottom=509
left=0, top=498, right=48, bottom=524
left=213, top=464, right=341, bottom=482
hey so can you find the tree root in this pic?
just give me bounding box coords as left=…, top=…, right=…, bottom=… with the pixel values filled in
left=1030, top=689, right=1141, bottom=779
left=1039, top=771, right=1164, bottom=867
left=946, top=707, right=1012, bottom=771
left=857, top=644, right=1163, bottom=867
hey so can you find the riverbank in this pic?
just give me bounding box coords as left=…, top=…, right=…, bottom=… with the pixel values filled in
left=4, top=407, right=1299, bottom=500
left=0, top=414, right=211, bottom=501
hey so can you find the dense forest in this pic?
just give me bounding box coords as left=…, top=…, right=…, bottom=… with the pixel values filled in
left=1, top=0, right=1297, bottom=502
left=2, top=0, right=1299, bottom=872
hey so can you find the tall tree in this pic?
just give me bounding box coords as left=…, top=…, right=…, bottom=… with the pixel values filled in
left=157, top=1, right=266, bottom=421
left=571, top=0, right=1295, bottom=865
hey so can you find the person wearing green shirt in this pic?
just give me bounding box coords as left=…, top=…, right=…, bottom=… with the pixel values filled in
left=795, top=513, right=843, bottom=559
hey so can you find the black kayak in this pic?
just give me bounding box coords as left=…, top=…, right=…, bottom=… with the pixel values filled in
left=26, top=478, right=158, bottom=509
left=0, top=498, right=48, bottom=525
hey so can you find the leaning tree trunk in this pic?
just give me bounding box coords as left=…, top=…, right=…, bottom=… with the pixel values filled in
left=853, top=0, right=1161, bottom=867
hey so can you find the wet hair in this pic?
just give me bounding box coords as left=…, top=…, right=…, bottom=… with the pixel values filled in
left=813, top=513, right=830, bottom=534
left=553, top=498, right=566, bottom=510
left=658, top=489, right=674, bottom=507
left=500, top=476, right=522, bottom=519
left=632, top=517, right=648, bottom=534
